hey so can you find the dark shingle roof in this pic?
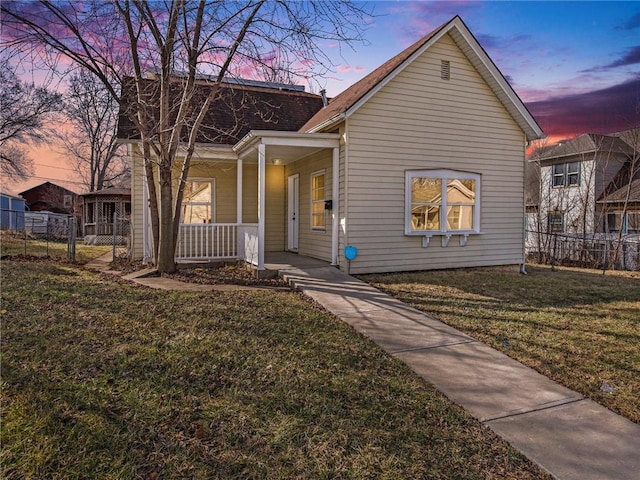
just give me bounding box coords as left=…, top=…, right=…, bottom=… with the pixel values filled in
left=117, top=77, right=324, bottom=145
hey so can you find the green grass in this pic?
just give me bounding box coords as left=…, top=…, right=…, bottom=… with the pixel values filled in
left=0, top=231, right=111, bottom=263
left=0, top=259, right=551, bottom=479
left=360, top=265, right=640, bottom=423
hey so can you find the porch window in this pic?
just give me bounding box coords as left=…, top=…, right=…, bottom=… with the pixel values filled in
left=406, top=169, right=480, bottom=235
left=181, top=179, right=214, bottom=223
left=311, top=170, right=326, bottom=230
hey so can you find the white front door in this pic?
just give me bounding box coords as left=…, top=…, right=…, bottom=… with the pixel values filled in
left=287, top=174, right=299, bottom=251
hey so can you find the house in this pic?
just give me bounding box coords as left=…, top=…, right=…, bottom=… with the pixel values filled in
left=79, top=187, right=131, bottom=241
left=0, top=192, right=25, bottom=231
left=118, top=16, right=543, bottom=274
left=19, top=181, right=80, bottom=217
left=529, top=130, right=639, bottom=237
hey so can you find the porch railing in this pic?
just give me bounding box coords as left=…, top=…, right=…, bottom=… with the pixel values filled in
left=175, top=223, right=259, bottom=263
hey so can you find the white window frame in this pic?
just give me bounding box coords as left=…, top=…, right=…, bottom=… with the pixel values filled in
left=310, top=169, right=326, bottom=231
left=405, top=169, right=481, bottom=237
left=181, top=178, right=215, bottom=224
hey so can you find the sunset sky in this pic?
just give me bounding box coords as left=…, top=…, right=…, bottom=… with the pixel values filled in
left=6, top=0, right=639, bottom=195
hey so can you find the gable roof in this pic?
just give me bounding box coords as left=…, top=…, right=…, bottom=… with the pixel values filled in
left=117, top=77, right=324, bottom=145
left=18, top=181, right=77, bottom=197
left=300, top=16, right=543, bottom=141
left=530, top=133, right=634, bottom=163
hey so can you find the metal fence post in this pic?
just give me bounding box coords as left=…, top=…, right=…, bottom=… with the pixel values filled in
left=113, top=211, right=117, bottom=262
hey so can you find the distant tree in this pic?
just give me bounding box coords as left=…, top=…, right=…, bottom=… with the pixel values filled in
left=2, top=0, right=370, bottom=272
left=59, top=69, right=129, bottom=192
left=0, top=59, right=62, bottom=181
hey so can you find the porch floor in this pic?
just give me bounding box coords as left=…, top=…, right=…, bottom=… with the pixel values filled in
left=264, top=252, right=331, bottom=273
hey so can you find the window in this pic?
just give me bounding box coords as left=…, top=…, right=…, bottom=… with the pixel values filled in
left=605, top=211, right=640, bottom=234
left=547, top=211, right=564, bottom=233
left=406, top=170, right=480, bottom=235
left=552, top=164, right=565, bottom=187
left=63, top=194, right=72, bottom=208
left=627, top=212, right=640, bottom=234
left=552, top=162, right=580, bottom=187
left=181, top=180, right=214, bottom=223
left=311, top=170, right=326, bottom=230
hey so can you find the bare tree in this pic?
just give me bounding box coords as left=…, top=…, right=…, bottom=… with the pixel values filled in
left=0, top=59, right=62, bottom=181
left=59, top=68, right=128, bottom=192
left=2, top=0, right=369, bottom=272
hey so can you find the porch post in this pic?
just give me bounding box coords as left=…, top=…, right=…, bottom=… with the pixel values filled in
left=258, top=143, right=266, bottom=271
left=236, top=158, right=243, bottom=224
left=331, top=147, right=340, bottom=266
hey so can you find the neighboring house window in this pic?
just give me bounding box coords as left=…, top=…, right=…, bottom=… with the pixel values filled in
left=406, top=170, right=480, bottom=235
left=547, top=211, right=564, bottom=233
left=311, top=170, right=326, bottom=231
left=181, top=180, right=214, bottom=223
left=606, top=212, right=640, bottom=234
left=552, top=162, right=580, bottom=187
left=63, top=194, right=72, bottom=208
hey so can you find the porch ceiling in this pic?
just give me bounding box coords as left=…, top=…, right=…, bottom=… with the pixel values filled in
left=233, top=130, right=340, bottom=165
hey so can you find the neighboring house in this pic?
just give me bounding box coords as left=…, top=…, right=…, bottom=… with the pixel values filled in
left=0, top=192, right=25, bottom=231
left=529, top=130, right=639, bottom=237
left=19, top=181, right=80, bottom=217
left=598, top=178, right=640, bottom=235
left=118, top=16, right=543, bottom=274
left=80, top=187, right=131, bottom=239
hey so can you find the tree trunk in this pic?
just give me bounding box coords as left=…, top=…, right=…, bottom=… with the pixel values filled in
left=157, top=165, right=176, bottom=273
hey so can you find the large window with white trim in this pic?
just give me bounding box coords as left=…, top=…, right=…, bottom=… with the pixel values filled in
left=405, top=170, right=480, bottom=235
left=181, top=179, right=214, bottom=223
left=311, top=170, right=326, bottom=231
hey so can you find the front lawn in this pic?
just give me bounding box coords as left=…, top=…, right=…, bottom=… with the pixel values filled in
left=360, top=265, right=640, bottom=423
left=0, top=259, right=550, bottom=479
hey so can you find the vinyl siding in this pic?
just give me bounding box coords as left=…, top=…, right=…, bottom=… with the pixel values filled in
left=130, top=144, right=145, bottom=260
left=285, top=150, right=333, bottom=262
left=344, top=33, right=526, bottom=274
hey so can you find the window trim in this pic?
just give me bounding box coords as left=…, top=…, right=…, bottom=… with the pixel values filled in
left=180, top=178, right=215, bottom=224
left=405, top=169, right=481, bottom=236
left=310, top=169, right=326, bottom=232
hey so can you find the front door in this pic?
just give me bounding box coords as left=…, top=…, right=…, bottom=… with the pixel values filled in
left=287, top=174, right=299, bottom=251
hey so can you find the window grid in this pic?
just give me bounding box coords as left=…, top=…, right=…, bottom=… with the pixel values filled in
left=311, top=171, right=326, bottom=231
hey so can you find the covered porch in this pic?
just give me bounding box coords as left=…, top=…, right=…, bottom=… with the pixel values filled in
left=163, top=131, right=341, bottom=272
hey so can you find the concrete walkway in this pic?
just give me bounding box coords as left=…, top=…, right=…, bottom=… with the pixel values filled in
left=86, top=252, right=640, bottom=479
left=276, top=262, right=640, bottom=480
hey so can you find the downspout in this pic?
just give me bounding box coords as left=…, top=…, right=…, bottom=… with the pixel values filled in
left=331, top=146, right=339, bottom=266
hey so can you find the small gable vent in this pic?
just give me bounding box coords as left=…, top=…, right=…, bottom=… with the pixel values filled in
left=441, top=60, right=450, bottom=80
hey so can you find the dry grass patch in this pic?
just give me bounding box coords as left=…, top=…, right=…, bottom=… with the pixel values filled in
left=1, top=231, right=110, bottom=263
left=360, top=265, right=640, bottom=423
left=1, top=259, right=551, bottom=479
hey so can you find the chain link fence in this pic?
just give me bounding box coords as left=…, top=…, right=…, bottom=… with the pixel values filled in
left=526, top=230, right=640, bottom=271
left=1, top=209, right=78, bottom=260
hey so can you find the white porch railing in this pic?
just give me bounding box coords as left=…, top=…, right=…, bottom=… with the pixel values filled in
left=175, top=223, right=259, bottom=263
